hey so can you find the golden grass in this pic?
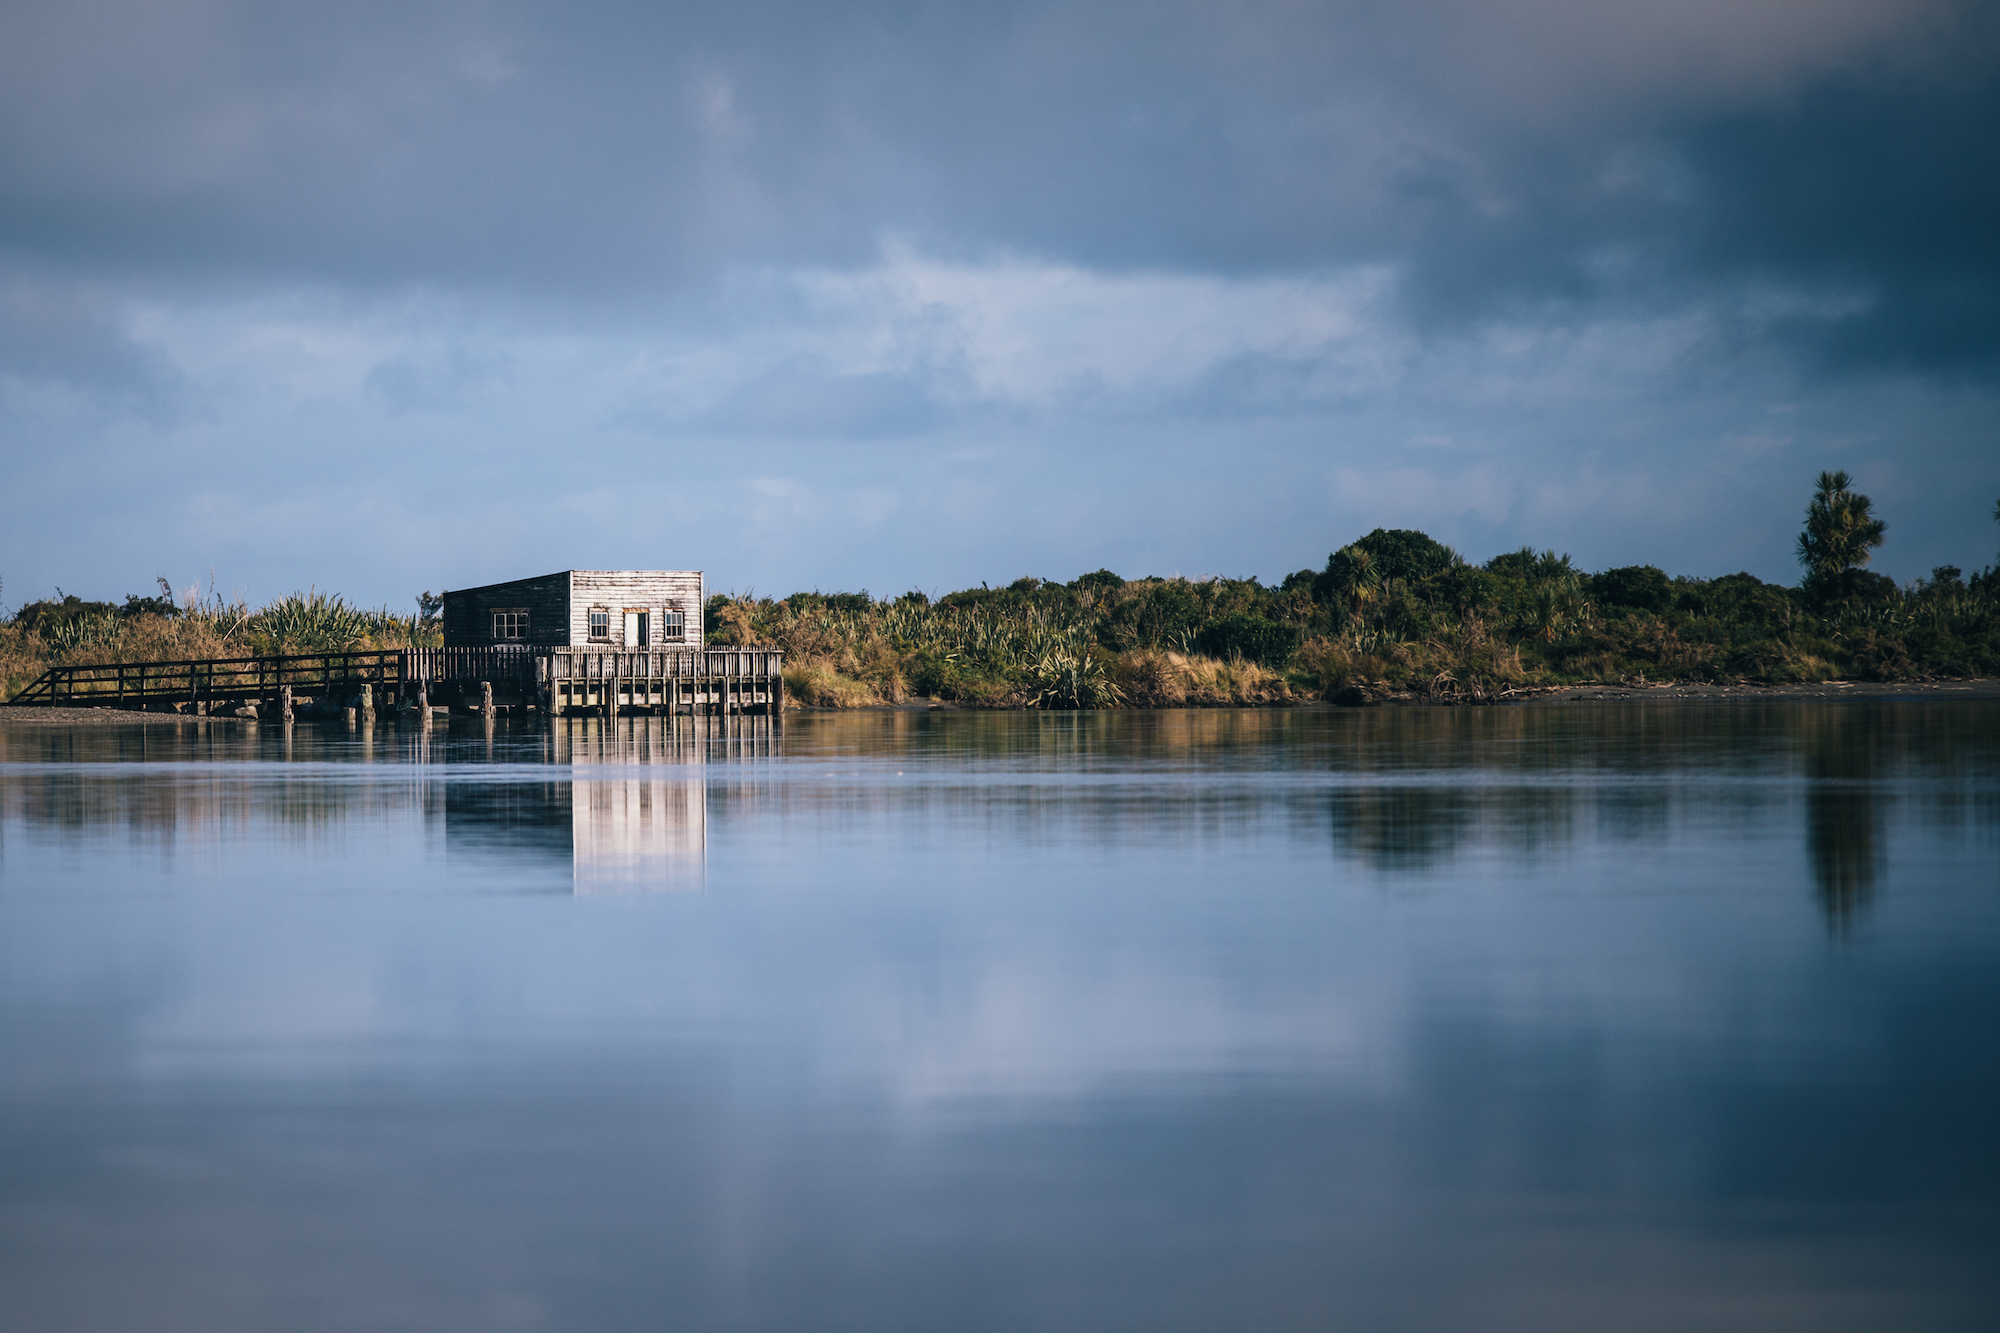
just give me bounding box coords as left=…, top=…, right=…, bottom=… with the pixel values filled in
left=1115, top=650, right=1296, bottom=707
left=0, top=606, right=443, bottom=702
left=0, top=623, right=47, bottom=702
left=782, top=658, right=883, bottom=708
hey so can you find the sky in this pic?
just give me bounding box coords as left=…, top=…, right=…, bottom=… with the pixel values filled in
left=1, top=0, right=1996, bottom=610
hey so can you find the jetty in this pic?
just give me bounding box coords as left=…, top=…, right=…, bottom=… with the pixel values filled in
left=4, top=646, right=784, bottom=718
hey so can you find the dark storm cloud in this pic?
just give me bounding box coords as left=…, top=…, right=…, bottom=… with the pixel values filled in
left=1686, top=67, right=2000, bottom=371
left=0, top=0, right=1993, bottom=371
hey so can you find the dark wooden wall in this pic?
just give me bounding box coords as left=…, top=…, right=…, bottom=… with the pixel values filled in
left=442, top=572, right=571, bottom=647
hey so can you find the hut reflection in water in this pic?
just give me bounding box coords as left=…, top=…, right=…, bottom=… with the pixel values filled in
left=439, top=716, right=763, bottom=893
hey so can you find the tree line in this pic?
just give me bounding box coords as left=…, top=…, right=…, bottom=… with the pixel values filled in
left=703, top=475, right=2000, bottom=705
left=5, top=476, right=1997, bottom=706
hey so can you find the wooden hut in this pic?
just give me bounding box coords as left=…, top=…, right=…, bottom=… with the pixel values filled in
left=10, top=566, right=783, bottom=718
left=441, top=570, right=704, bottom=649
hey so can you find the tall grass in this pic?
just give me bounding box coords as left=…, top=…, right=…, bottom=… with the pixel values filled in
left=0, top=584, right=443, bottom=700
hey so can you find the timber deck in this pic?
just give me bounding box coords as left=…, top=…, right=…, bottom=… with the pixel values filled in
left=6, top=647, right=784, bottom=717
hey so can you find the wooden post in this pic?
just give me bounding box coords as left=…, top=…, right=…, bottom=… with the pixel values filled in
left=607, top=660, right=619, bottom=721
left=281, top=684, right=293, bottom=724
left=360, top=682, right=374, bottom=724
left=481, top=680, right=493, bottom=719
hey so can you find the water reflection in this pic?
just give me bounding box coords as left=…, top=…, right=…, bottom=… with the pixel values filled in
left=1, top=704, right=1998, bottom=1332
left=442, top=766, right=708, bottom=894
left=0, top=714, right=770, bottom=895
left=1795, top=707, right=1886, bottom=933
left=439, top=717, right=761, bottom=892
left=4, top=705, right=1995, bottom=923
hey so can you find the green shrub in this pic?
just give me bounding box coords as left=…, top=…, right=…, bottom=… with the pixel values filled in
left=1590, top=565, right=1672, bottom=614
left=1194, top=613, right=1302, bottom=666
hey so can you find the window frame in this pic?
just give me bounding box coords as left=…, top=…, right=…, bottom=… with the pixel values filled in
left=491, top=608, right=529, bottom=642
left=659, top=606, right=686, bottom=642
left=587, top=606, right=612, bottom=641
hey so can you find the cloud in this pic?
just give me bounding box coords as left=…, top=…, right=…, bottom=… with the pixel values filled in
left=0, top=267, right=185, bottom=413
left=0, top=1, right=1995, bottom=604
left=0, top=1, right=1989, bottom=370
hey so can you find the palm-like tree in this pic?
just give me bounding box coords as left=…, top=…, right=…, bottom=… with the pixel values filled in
left=1322, top=545, right=1381, bottom=620
left=1797, top=470, right=1886, bottom=597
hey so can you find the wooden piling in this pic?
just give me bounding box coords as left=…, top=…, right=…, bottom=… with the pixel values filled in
left=481, top=680, right=493, bottom=719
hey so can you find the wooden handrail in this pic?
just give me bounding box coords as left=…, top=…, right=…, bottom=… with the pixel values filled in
left=8, top=645, right=785, bottom=706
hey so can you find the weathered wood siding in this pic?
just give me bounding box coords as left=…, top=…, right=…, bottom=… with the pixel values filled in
left=442, top=570, right=701, bottom=647
left=567, top=570, right=704, bottom=647
left=442, top=572, right=571, bottom=647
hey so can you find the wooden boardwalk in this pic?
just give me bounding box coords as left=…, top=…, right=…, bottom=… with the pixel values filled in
left=6, top=647, right=784, bottom=718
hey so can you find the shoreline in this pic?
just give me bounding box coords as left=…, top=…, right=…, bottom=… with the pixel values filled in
left=5, top=676, right=1998, bottom=725
left=1498, top=677, right=2000, bottom=705
left=0, top=706, right=255, bottom=725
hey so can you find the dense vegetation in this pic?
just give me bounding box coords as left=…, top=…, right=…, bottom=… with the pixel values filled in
left=0, top=581, right=441, bottom=702
left=6, top=480, right=1998, bottom=707
left=713, top=478, right=2000, bottom=706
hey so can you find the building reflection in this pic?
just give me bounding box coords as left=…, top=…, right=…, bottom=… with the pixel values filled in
left=568, top=773, right=705, bottom=894
left=439, top=716, right=772, bottom=893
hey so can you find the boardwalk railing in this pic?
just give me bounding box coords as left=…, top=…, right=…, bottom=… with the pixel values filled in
left=405, top=646, right=537, bottom=693
left=8, top=646, right=786, bottom=716
left=541, top=648, right=784, bottom=717
left=5, top=650, right=405, bottom=709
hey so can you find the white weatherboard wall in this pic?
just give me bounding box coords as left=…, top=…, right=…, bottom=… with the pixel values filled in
left=567, top=571, right=704, bottom=647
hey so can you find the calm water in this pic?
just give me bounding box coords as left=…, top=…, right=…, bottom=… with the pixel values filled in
left=1, top=705, right=1996, bottom=1332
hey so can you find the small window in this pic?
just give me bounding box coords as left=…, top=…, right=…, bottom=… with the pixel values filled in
left=492, top=609, right=528, bottom=642
left=660, top=609, right=686, bottom=642
left=588, top=607, right=611, bottom=640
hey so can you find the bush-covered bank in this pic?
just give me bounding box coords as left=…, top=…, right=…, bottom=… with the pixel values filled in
left=10, top=551, right=1997, bottom=708
left=0, top=582, right=441, bottom=702
left=8, top=479, right=1997, bottom=708
left=709, top=491, right=2000, bottom=707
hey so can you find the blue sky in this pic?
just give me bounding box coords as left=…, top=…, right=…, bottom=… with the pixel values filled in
left=1, top=0, right=1996, bottom=610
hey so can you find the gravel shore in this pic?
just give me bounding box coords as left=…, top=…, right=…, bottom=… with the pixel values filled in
left=0, top=706, right=249, bottom=725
